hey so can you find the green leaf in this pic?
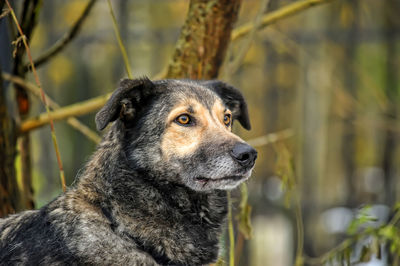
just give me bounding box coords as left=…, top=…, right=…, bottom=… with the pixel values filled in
left=347, top=205, right=377, bottom=235
left=390, top=242, right=397, bottom=254
left=379, top=225, right=397, bottom=239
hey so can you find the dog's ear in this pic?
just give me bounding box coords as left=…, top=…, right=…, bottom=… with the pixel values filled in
left=95, top=77, right=159, bottom=131
left=202, top=81, right=251, bottom=130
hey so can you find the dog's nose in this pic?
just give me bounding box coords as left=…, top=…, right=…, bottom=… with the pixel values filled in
left=230, top=142, right=257, bottom=168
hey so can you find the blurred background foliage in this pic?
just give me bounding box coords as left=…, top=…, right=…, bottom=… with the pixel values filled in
left=1, top=0, right=400, bottom=265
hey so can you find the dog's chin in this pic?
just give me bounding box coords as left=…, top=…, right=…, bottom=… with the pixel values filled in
left=185, top=170, right=252, bottom=192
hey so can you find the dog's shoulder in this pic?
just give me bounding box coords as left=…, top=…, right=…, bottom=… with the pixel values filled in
left=0, top=192, right=159, bottom=265
left=0, top=202, right=78, bottom=264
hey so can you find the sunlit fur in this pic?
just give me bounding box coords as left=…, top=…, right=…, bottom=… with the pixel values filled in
left=0, top=78, right=256, bottom=265
left=161, top=97, right=252, bottom=191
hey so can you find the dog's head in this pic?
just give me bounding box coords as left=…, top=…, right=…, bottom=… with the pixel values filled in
left=95, top=78, right=257, bottom=191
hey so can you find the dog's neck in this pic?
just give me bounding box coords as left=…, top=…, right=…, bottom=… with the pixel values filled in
left=75, top=128, right=228, bottom=265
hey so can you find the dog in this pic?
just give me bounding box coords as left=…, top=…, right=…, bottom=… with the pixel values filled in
left=0, top=78, right=257, bottom=265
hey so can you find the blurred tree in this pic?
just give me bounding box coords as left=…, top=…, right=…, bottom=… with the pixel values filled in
left=383, top=0, right=399, bottom=207
left=166, top=0, right=241, bottom=79
left=0, top=65, right=19, bottom=217
left=341, top=0, right=359, bottom=208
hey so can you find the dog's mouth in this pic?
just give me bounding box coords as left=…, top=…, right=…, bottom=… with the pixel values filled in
left=186, top=164, right=254, bottom=191
left=191, top=173, right=250, bottom=191
left=195, top=175, right=244, bottom=183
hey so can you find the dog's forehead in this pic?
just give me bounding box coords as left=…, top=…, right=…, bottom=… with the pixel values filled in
left=156, top=80, right=223, bottom=110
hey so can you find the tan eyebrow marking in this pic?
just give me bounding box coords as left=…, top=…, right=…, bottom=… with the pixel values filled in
left=211, top=100, right=232, bottom=128
left=161, top=97, right=242, bottom=159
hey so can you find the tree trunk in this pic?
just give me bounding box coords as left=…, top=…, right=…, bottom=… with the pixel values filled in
left=0, top=67, right=20, bottom=218
left=383, top=0, right=398, bottom=207
left=166, top=0, right=242, bottom=79
left=341, top=1, right=359, bottom=208
left=0, top=0, right=42, bottom=217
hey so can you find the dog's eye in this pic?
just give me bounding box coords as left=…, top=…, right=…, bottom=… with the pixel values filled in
left=223, top=114, right=231, bottom=127
left=175, top=114, right=191, bottom=126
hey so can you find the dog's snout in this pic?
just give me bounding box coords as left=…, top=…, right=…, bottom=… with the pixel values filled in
left=230, top=142, right=257, bottom=168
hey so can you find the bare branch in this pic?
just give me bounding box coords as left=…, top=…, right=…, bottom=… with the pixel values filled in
left=246, top=129, right=294, bottom=147
left=231, top=0, right=334, bottom=41
left=107, top=0, right=132, bottom=79
left=221, top=0, right=270, bottom=79
left=20, top=92, right=111, bottom=133
left=3, top=73, right=101, bottom=143
left=66, top=117, right=101, bottom=144
left=24, top=0, right=97, bottom=72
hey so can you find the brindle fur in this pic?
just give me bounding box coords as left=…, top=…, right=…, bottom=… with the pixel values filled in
left=0, top=78, right=256, bottom=265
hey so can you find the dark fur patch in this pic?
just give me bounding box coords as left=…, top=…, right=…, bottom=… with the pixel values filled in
left=201, top=80, right=251, bottom=130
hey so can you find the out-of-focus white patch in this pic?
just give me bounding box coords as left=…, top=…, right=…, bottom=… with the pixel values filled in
left=250, top=215, right=293, bottom=266
left=360, top=167, right=385, bottom=194
left=265, top=176, right=283, bottom=201
left=320, top=207, right=354, bottom=234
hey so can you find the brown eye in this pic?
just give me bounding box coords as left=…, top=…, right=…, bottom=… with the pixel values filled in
left=224, top=114, right=231, bottom=126
left=176, top=114, right=191, bottom=125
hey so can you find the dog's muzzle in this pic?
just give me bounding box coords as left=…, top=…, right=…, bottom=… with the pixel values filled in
left=230, top=142, right=257, bottom=169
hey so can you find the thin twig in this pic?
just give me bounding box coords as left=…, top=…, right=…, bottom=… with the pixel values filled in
left=231, top=0, right=334, bottom=41
left=294, top=189, right=305, bottom=266
left=2, top=73, right=101, bottom=143
left=305, top=238, right=356, bottom=265
left=389, top=207, right=400, bottom=226
left=107, top=0, right=133, bottom=79
left=227, top=191, right=235, bottom=266
left=66, top=118, right=101, bottom=144
left=246, top=128, right=294, bottom=147
left=24, top=0, right=97, bottom=72
left=6, top=0, right=66, bottom=192
left=222, top=0, right=270, bottom=79
left=234, top=232, right=245, bottom=264
left=20, top=92, right=111, bottom=133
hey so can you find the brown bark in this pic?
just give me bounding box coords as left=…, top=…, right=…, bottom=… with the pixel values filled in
left=166, top=0, right=242, bottom=79
left=0, top=69, right=20, bottom=218
left=20, top=134, right=34, bottom=210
